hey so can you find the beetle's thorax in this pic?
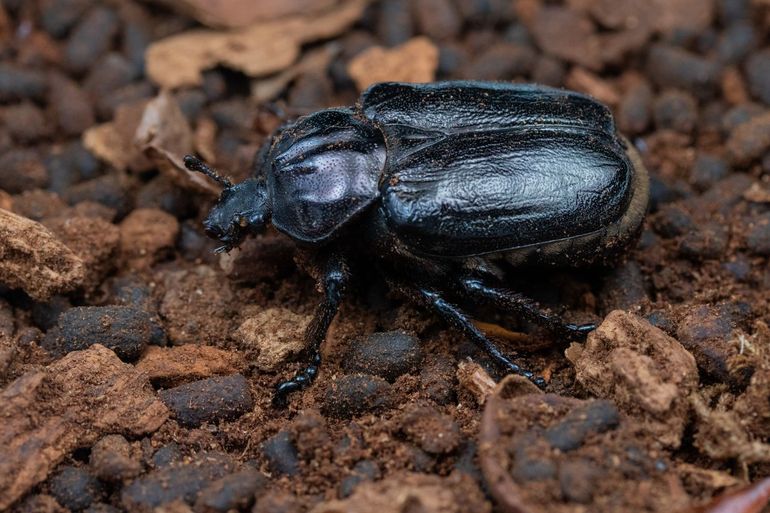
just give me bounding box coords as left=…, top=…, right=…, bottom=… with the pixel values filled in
left=266, top=109, right=386, bottom=245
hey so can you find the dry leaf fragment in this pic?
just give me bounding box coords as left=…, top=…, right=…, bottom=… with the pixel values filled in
left=145, top=0, right=368, bottom=89
left=133, top=91, right=222, bottom=194
left=154, top=0, right=338, bottom=29
left=83, top=92, right=221, bottom=194
left=135, top=91, right=193, bottom=161
left=347, top=36, right=439, bottom=92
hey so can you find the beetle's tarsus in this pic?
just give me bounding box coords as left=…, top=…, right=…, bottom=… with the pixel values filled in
left=272, top=253, right=349, bottom=408
left=564, top=322, right=596, bottom=338
left=273, top=362, right=319, bottom=407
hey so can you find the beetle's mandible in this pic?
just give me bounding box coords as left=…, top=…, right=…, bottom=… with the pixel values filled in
left=184, top=81, right=650, bottom=407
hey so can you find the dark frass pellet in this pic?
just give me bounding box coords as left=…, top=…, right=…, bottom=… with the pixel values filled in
left=399, top=405, right=461, bottom=454
left=343, top=330, right=422, bottom=382
left=39, top=0, right=92, bottom=38
left=678, top=222, right=730, bottom=261
left=646, top=44, right=720, bottom=95
left=544, top=400, right=621, bottom=451
left=64, top=6, right=120, bottom=74
left=653, top=205, right=696, bottom=238
left=261, top=430, right=300, bottom=476
left=338, top=460, right=381, bottom=499
left=45, top=140, right=102, bottom=193
left=42, top=305, right=165, bottom=361
left=322, top=374, right=391, bottom=419
left=0, top=64, right=47, bottom=102
left=599, top=261, right=648, bottom=313
left=121, top=453, right=234, bottom=510
left=2, top=102, right=50, bottom=143
left=691, top=153, right=729, bottom=192
left=49, top=466, right=103, bottom=512
left=747, top=213, right=770, bottom=256
left=676, top=303, right=752, bottom=384
left=47, top=72, right=95, bottom=136
left=83, top=53, right=140, bottom=100
left=618, top=80, right=653, bottom=135
left=159, top=374, right=253, bottom=427
left=653, top=89, right=698, bottom=133
left=746, top=48, right=770, bottom=105
left=194, top=469, right=268, bottom=513
left=63, top=173, right=135, bottom=218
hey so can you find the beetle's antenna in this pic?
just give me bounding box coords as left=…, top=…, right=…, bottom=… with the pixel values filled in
left=183, top=155, right=233, bottom=189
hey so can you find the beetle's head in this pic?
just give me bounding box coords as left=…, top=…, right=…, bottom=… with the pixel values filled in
left=184, top=156, right=271, bottom=252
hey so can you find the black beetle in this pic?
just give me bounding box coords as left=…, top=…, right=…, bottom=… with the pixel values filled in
left=184, top=81, right=649, bottom=406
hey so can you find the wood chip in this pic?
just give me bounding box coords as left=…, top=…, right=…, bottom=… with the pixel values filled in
left=457, top=361, right=497, bottom=405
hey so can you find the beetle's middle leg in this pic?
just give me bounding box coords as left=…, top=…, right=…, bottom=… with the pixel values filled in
left=459, top=277, right=595, bottom=339
left=273, top=253, right=349, bottom=407
left=397, top=283, right=546, bottom=388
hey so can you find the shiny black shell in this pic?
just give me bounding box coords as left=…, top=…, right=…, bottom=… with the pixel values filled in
left=267, top=81, right=648, bottom=261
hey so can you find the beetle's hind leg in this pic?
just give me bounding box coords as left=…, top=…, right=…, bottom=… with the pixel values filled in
left=272, top=253, right=349, bottom=408
left=460, top=277, right=595, bottom=339
left=397, top=283, right=546, bottom=389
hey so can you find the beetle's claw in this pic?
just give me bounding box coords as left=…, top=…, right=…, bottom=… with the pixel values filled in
left=531, top=375, right=547, bottom=389
left=564, top=322, right=596, bottom=339
left=272, top=363, right=321, bottom=408
left=272, top=381, right=301, bottom=408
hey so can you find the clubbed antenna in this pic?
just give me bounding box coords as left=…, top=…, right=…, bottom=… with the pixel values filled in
left=183, top=155, right=233, bottom=189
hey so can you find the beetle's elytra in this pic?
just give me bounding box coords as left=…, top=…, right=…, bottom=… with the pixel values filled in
left=184, top=81, right=650, bottom=406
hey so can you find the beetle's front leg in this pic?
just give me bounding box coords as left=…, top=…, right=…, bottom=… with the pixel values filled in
left=396, top=283, right=546, bottom=389
left=273, top=253, right=350, bottom=407
left=460, top=277, right=595, bottom=339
